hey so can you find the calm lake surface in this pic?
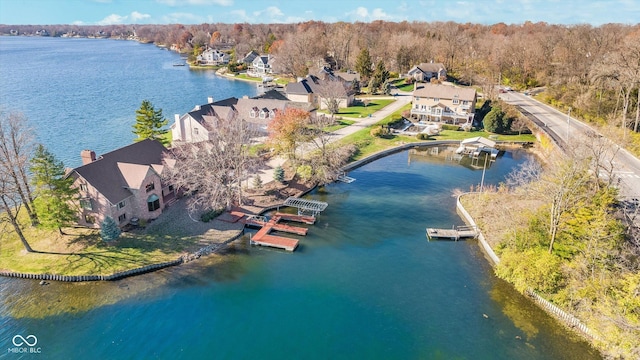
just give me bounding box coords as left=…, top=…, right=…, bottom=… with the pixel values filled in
left=0, top=37, right=599, bottom=359
left=0, top=36, right=257, bottom=167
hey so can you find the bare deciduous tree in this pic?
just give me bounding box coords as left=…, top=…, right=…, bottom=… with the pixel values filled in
left=0, top=111, right=38, bottom=226
left=163, top=117, right=261, bottom=213
left=0, top=171, right=33, bottom=252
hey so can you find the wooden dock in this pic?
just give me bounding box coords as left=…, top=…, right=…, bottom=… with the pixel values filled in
left=426, top=225, right=477, bottom=241
left=244, top=213, right=319, bottom=251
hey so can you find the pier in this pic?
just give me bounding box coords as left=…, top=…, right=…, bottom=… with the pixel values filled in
left=244, top=213, right=318, bottom=251
left=426, top=225, right=477, bottom=241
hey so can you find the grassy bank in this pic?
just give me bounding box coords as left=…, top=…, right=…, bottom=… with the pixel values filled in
left=0, top=203, right=241, bottom=276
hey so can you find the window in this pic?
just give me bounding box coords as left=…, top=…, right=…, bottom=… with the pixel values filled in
left=117, top=200, right=125, bottom=209
left=118, top=213, right=127, bottom=223
left=259, top=110, right=266, bottom=119
left=452, top=97, right=459, bottom=105
left=193, top=128, right=199, bottom=135
left=146, top=182, right=155, bottom=192
left=147, top=194, right=160, bottom=212
left=168, top=185, right=175, bottom=192
left=462, top=101, right=469, bottom=105
left=79, top=184, right=88, bottom=192
left=84, top=214, right=95, bottom=224
left=434, top=98, right=440, bottom=102
left=80, top=198, right=93, bottom=210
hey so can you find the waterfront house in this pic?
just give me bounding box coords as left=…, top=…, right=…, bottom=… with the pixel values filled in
left=407, top=62, right=447, bottom=82
left=170, top=96, right=314, bottom=144
left=197, top=48, right=230, bottom=66
left=410, top=83, right=476, bottom=124
left=68, top=139, right=176, bottom=228
left=249, top=55, right=275, bottom=77
left=240, top=50, right=260, bottom=65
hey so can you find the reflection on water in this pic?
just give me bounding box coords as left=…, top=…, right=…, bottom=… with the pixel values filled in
left=0, top=149, right=600, bottom=359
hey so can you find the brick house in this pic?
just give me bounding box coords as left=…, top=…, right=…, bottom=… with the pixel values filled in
left=68, top=139, right=176, bottom=228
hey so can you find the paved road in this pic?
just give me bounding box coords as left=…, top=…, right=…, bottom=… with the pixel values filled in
left=501, top=91, right=640, bottom=201
left=253, top=91, right=414, bottom=186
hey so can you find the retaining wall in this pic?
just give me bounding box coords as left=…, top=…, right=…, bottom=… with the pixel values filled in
left=456, top=192, right=599, bottom=341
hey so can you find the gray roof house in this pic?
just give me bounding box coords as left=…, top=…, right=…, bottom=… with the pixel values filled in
left=407, top=62, right=447, bottom=82
left=69, top=139, right=176, bottom=228
left=170, top=96, right=314, bottom=144
left=285, top=68, right=356, bottom=110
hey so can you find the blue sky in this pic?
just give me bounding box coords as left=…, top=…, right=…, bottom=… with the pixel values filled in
left=1, top=0, right=638, bottom=26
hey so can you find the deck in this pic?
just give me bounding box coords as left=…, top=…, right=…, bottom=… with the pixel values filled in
left=426, top=225, right=477, bottom=241
left=244, top=213, right=320, bottom=252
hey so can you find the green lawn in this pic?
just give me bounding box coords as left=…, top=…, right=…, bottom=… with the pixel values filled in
left=324, top=119, right=355, bottom=132
left=335, top=103, right=538, bottom=161
left=234, top=73, right=262, bottom=82
left=330, top=99, right=394, bottom=118
left=0, top=210, right=204, bottom=276
left=391, top=79, right=415, bottom=92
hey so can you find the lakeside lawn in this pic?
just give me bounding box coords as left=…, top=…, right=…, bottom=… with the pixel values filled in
left=324, top=119, right=355, bottom=132
left=0, top=203, right=242, bottom=276
left=336, top=103, right=538, bottom=160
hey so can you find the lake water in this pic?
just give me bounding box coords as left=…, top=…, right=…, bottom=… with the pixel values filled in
left=0, top=36, right=257, bottom=167
left=0, top=37, right=599, bottom=359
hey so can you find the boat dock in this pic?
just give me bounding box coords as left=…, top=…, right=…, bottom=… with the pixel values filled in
left=244, top=213, right=319, bottom=251
left=426, top=225, right=477, bottom=241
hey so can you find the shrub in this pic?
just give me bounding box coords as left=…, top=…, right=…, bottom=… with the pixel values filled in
left=100, top=216, right=121, bottom=242
left=296, top=164, right=313, bottom=182
left=252, top=175, right=263, bottom=189
left=416, top=133, right=430, bottom=140
left=441, top=124, right=461, bottom=131
left=273, top=165, right=285, bottom=183
left=370, top=126, right=384, bottom=137
left=200, top=208, right=223, bottom=222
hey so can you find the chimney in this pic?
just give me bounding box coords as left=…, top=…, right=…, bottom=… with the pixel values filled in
left=207, top=96, right=214, bottom=104
left=194, top=105, right=201, bottom=111
left=81, top=150, right=96, bottom=165
left=174, top=113, right=180, bottom=122
left=242, top=95, right=249, bottom=99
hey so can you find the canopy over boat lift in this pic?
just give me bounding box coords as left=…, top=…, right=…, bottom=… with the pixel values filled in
left=283, top=197, right=328, bottom=217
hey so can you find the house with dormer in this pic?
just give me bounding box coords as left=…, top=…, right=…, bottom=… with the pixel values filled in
left=170, top=95, right=314, bottom=144
left=197, top=48, right=230, bottom=65
left=68, top=139, right=176, bottom=228
left=410, top=83, right=476, bottom=124
left=249, top=55, right=275, bottom=77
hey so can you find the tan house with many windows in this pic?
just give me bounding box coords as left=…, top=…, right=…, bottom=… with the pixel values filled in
left=410, top=83, right=476, bottom=124
left=68, top=139, right=176, bottom=228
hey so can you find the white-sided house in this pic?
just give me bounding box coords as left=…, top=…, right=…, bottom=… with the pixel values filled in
left=197, top=48, right=230, bottom=65
left=69, top=140, right=176, bottom=228
left=250, top=55, right=274, bottom=76
left=410, top=83, right=476, bottom=124
left=407, top=62, right=447, bottom=82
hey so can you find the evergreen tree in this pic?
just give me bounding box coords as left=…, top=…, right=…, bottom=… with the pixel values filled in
left=369, top=60, right=390, bottom=94
left=483, top=105, right=506, bottom=133
left=132, top=100, right=169, bottom=145
left=355, top=48, right=372, bottom=81
left=30, top=144, right=79, bottom=235
left=252, top=175, right=263, bottom=189
left=273, top=166, right=285, bottom=183
left=100, top=216, right=121, bottom=242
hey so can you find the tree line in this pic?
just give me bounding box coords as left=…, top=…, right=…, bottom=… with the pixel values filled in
left=4, top=21, right=638, bottom=137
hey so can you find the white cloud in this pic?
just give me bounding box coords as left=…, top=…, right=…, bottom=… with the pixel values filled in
left=254, top=6, right=284, bottom=18
left=130, top=11, right=151, bottom=21
left=347, top=7, right=391, bottom=21
left=96, top=11, right=152, bottom=25
left=97, top=14, right=127, bottom=25
left=156, top=0, right=233, bottom=6
left=355, top=7, right=368, bottom=18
